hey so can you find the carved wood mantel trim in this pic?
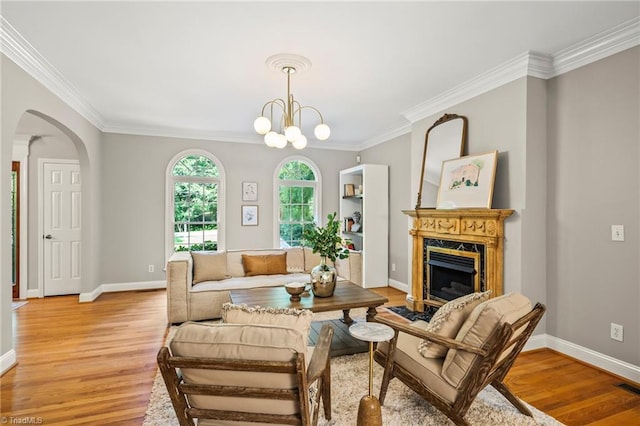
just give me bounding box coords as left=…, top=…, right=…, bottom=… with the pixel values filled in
left=402, top=208, right=514, bottom=311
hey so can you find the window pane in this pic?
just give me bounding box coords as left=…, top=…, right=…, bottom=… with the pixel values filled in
left=278, top=160, right=315, bottom=181
left=302, top=187, right=314, bottom=203
left=279, top=186, right=290, bottom=203
left=173, top=155, right=219, bottom=177
left=280, top=205, right=290, bottom=221
left=291, top=187, right=302, bottom=203
left=291, top=205, right=302, bottom=221
left=303, top=205, right=314, bottom=222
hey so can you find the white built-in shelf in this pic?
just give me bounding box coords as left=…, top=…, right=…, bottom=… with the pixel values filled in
left=339, top=164, right=388, bottom=289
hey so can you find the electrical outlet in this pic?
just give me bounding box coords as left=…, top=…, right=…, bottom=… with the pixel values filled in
left=610, top=323, right=623, bottom=342
left=148, top=264, right=155, bottom=273
left=391, top=263, right=396, bottom=272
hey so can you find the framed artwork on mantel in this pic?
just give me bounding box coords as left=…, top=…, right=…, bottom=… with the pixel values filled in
left=242, top=181, right=258, bottom=201
left=436, top=150, right=498, bottom=209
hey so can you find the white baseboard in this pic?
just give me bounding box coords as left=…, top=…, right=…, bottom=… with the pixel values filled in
left=0, top=349, right=17, bottom=376
left=388, top=279, right=409, bottom=293
left=79, top=280, right=166, bottom=303
left=26, top=289, right=40, bottom=298
left=522, top=334, right=640, bottom=384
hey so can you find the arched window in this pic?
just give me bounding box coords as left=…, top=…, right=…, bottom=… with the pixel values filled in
left=166, top=150, right=225, bottom=259
left=274, top=157, right=321, bottom=248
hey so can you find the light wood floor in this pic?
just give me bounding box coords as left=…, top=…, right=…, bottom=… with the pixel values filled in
left=2, top=288, right=638, bottom=425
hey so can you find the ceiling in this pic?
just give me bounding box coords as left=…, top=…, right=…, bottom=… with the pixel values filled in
left=2, top=1, right=639, bottom=150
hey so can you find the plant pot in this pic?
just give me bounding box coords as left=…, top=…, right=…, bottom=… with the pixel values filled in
left=310, top=258, right=337, bottom=298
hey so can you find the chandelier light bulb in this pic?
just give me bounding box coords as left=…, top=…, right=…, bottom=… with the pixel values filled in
left=254, top=116, right=272, bottom=135
left=264, top=131, right=279, bottom=147
left=274, top=133, right=288, bottom=149
left=314, top=123, right=331, bottom=141
left=284, top=125, right=301, bottom=142
left=292, top=134, right=308, bottom=150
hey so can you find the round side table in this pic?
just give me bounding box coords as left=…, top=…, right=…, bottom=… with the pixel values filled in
left=349, top=322, right=394, bottom=426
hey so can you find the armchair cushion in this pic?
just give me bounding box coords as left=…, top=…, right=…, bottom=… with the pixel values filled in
left=222, top=302, right=313, bottom=343
left=417, top=291, right=491, bottom=358
left=242, top=253, right=288, bottom=276
left=442, top=292, right=532, bottom=387
left=191, top=251, right=230, bottom=283
left=377, top=322, right=459, bottom=403
left=169, top=322, right=305, bottom=415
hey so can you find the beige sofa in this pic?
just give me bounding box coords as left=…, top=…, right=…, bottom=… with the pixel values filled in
left=166, top=247, right=362, bottom=323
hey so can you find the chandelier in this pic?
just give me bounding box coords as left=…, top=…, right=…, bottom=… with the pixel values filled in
left=253, top=54, right=330, bottom=149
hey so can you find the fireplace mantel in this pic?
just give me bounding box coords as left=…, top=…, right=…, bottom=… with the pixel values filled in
left=403, top=208, right=514, bottom=310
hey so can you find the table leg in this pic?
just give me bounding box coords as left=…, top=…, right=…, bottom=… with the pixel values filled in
left=341, top=309, right=353, bottom=325
left=366, top=307, right=377, bottom=322
left=357, top=341, right=382, bottom=426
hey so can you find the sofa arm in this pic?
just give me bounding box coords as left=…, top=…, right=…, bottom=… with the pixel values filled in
left=335, top=251, right=362, bottom=287
left=166, top=251, right=193, bottom=324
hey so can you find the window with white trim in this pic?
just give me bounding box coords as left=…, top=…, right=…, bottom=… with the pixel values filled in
left=276, top=159, right=320, bottom=248
left=169, top=153, right=223, bottom=253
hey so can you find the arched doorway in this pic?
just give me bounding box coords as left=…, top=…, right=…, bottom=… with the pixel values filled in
left=12, top=110, right=88, bottom=298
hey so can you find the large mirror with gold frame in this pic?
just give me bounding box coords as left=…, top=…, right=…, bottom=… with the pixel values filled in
left=416, top=113, right=468, bottom=208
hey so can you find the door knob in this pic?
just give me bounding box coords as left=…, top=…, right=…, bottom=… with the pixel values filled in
left=44, top=234, right=53, bottom=239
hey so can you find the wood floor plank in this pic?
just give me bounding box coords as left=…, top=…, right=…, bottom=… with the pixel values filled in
left=1, top=287, right=637, bottom=426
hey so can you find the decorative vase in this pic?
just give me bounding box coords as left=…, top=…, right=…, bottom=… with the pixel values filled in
left=310, top=257, right=337, bottom=297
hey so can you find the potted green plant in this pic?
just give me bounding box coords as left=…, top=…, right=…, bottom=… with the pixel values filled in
left=303, top=212, right=349, bottom=297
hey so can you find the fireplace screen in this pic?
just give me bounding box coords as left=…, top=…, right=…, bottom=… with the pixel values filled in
left=426, top=247, right=480, bottom=303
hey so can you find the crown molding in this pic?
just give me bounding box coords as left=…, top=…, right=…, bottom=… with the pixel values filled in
left=360, top=122, right=412, bottom=151
left=2, top=14, right=638, bottom=148
left=402, top=51, right=553, bottom=124
left=0, top=16, right=105, bottom=129
left=550, top=16, right=640, bottom=78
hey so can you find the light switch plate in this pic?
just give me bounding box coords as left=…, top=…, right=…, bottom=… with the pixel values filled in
left=611, top=225, right=625, bottom=241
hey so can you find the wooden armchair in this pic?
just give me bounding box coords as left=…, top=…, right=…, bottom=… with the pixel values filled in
left=158, top=322, right=334, bottom=426
left=373, top=293, right=546, bottom=426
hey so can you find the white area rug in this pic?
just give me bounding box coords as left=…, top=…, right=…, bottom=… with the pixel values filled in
left=143, top=310, right=564, bottom=425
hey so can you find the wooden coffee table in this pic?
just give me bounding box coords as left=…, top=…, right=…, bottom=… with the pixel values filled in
left=229, top=281, right=388, bottom=325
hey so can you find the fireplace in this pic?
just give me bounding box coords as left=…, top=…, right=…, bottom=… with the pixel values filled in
left=403, top=208, right=513, bottom=310
left=426, top=247, right=480, bottom=303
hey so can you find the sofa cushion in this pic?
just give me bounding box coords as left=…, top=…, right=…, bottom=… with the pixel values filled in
left=227, top=249, right=285, bottom=277
left=242, top=253, right=288, bottom=276
left=169, top=322, right=304, bottom=416
left=191, top=251, right=230, bottom=284
left=442, top=293, right=532, bottom=387
left=285, top=247, right=305, bottom=273
left=222, top=302, right=313, bottom=343
left=417, top=291, right=491, bottom=359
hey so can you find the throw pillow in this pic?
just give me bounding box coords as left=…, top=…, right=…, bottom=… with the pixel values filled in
left=242, top=253, right=288, bottom=276
left=221, top=302, right=313, bottom=343
left=191, top=251, right=230, bottom=284
left=417, top=290, right=491, bottom=358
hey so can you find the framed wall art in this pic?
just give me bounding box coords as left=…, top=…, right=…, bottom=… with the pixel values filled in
left=436, top=150, right=498, bottom=209
left=242, top=181, right=258, bottom=201
left=241, top=205, right=259, bottom=226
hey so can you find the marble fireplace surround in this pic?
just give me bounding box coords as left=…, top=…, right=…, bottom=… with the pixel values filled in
left=403, top=208, right=514, bottom=311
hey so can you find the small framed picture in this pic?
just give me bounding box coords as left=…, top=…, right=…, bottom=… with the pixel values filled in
left=242, top=181, right=258, bottom=201
left=241, top=205, right=259, bottom=226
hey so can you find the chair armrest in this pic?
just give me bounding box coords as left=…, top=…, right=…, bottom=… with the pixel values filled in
left=373, top=315, right=487, bottom=356
left=307, top=323, right=334, bottom=383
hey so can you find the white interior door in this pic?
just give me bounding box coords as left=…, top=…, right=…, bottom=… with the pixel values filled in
left=43, top=162, right=81, bottom=296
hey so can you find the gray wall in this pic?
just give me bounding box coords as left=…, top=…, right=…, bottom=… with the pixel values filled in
left=547, top=47, right=639, bottom=365
left=1, top=55, right=103, bottom=361
left=360, top=133, right=412, bottom=285
left=100, top=133, right=357, bottom=284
